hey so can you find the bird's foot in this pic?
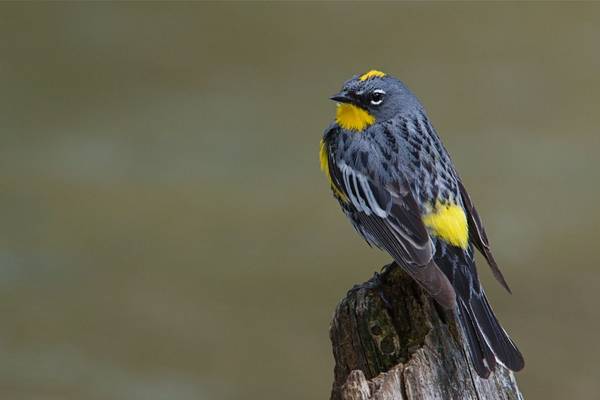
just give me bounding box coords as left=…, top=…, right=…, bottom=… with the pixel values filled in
left=348, top=262, right=397, bottom=310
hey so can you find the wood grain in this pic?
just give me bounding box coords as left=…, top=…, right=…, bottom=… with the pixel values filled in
left=330, top=263, right=523, bottom=400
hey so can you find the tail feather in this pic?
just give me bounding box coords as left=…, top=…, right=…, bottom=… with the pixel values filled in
left=458, top=298, right=495, bottom=378
left=469, top=291, right=525, bottom=372
left=434, top=241, right=524, bottom=377
left=458, top=291, right=524, bottom=377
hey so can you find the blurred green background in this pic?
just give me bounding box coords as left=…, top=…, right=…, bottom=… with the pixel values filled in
left=1, top=2, right=599, bottom=399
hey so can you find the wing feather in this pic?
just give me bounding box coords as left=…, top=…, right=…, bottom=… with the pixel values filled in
left=457, top=179, right=511, bottom=293
left=330, top=157, right=456, bottom=309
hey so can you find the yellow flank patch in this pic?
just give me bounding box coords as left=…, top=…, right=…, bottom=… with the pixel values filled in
left=422, top=202, right=469, bottom=248
left=359, top=70, right=386, bottom=81
left=319, top=139, right=348, bottom=202
left=319, top=139, right=329, bottom=174
left=335, top=103, right=375, bottom=132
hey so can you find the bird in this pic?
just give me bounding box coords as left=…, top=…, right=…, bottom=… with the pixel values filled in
left=319, top=69, right=524, bottom=378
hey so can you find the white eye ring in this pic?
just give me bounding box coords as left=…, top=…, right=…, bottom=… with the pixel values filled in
left=370, top=89, right=385, bottom=106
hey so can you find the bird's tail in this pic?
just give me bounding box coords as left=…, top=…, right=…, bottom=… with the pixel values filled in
left=457, top=290, right=525, bottom=378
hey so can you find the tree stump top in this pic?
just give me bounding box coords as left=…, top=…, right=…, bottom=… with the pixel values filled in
left=330, top=265, right=523, bottom=400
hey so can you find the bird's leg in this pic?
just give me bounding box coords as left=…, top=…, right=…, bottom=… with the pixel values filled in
left=378, top=261, right=397, bottom=282
left=373, top=262, right=397, bottom=310
left=348, top=262, right=397, bottom=308
left=347, top=262, right=397, bottom=311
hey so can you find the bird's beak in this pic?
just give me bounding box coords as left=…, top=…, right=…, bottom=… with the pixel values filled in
left=330, top=90, right=353, bottom=104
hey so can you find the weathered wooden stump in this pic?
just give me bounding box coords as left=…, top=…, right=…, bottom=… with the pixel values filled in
left=330, top=263, right=523, bottom=400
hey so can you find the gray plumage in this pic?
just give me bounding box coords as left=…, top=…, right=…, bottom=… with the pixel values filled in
left=321, top=72, right=524, bottom=378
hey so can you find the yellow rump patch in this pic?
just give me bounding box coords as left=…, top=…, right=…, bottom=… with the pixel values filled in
left=359, top=70, right=386, bottom=81
left=319, top=139, right=348, bottom=202
left=422, top=202, right=469, bottom=249
left=335, top=103, right=375, bottom=132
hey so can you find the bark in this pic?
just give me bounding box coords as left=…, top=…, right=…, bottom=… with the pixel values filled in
left=330, top=263, right=523, bottom=400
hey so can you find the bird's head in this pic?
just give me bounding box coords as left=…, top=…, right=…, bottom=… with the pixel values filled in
left=330, top=70, right=421, bottom=132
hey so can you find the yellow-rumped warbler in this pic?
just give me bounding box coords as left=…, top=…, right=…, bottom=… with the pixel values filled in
left=319, top=70, right=524, bottom=378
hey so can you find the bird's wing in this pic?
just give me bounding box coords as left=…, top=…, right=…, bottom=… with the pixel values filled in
left=457, top=179, right=511, bottom=293
left=328, top=153, right=456, bottom=309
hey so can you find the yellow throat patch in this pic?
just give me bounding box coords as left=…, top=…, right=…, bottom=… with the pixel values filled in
left=335, top=103, right=375, bottom=132
left=422, top=202, right=469, bottom=249
left=359, top=70, right=386, bottom=81
left=319, top=139, right=348, bottom=202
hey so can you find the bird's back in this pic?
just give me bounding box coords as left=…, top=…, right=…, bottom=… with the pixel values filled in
left=320, top=70, right=524, bottom=377
left=326, top=111, right=462, bottom=215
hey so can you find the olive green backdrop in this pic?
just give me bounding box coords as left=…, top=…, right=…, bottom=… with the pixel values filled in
left=1, top=2, right=599, bottom=399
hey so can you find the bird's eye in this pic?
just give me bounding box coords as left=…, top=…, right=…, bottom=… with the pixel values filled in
left=370, top=90, right=385, bottom=106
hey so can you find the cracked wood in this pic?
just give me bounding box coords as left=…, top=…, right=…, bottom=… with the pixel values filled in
left=329, top=263, right=523, bottom=400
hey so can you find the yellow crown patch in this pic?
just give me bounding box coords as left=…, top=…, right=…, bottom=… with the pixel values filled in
left=359, top=70, right=386, bottom=81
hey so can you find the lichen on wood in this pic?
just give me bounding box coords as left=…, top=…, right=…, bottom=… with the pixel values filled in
left=330, top=263, right=523, bottom=400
